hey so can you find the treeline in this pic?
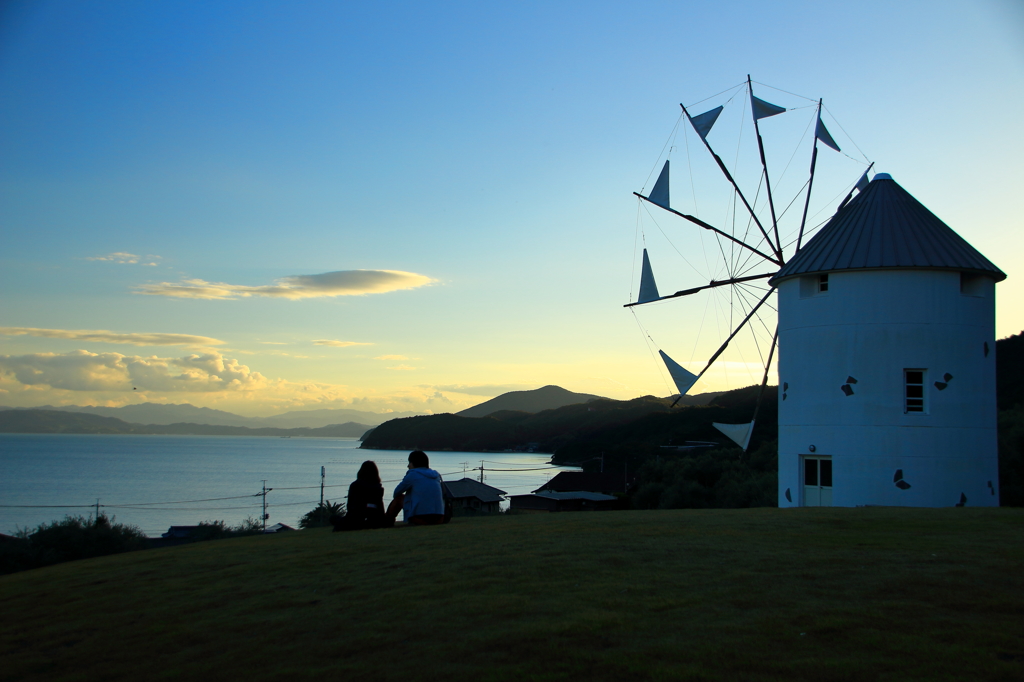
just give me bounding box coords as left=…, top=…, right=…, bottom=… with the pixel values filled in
left=0, top=409, right=370, bottom=438
left=629, top=440, right=778, bottom=510
left=362, top=388, right=775, bottom=457
left=997, top=332, right=1024, bottom=506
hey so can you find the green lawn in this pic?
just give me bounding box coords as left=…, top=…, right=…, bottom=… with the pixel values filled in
left=2, top=508, right=1023, bottom=681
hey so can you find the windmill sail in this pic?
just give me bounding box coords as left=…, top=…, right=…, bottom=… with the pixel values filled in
left=750, top=95, right=785, bottom=120
left=638, top=249, right=660, bottom=303
left=815, top=115, right=840, bottom=152
left=658, top=350, right=698, bottom=396
left=713, top=421, right=755, bottom=451
left=648, top=160, right=670, bottom=209
left=690, top=105, right=723, bottom=140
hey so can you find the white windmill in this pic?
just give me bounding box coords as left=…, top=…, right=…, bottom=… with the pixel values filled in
left=627, top=78, right=1004, bottom=507
left=770, top=173, right=1005, bottom=508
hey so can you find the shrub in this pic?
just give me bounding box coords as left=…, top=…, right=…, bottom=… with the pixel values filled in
left=1, top=514, right=148, bottom=575
left=629, top=441, right=778, bottom=510
left=299, top=500, right=345, bottom=529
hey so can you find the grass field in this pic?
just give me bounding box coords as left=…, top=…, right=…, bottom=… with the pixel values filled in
left=2, top=508, right=1023, bottom=681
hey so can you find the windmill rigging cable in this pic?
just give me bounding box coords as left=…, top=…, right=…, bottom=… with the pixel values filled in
left=642, top=114, right=684, bottom=191
left=822, top=104, right=871, bottom=162
left=630, top=308, right=676, bottom=397
left=750, top=80, right=818, bottom=103
left=684, top=82, right=746, bottom=111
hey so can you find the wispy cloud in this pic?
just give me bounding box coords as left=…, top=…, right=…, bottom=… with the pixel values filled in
left=432, top=383, right=534, bottom=397
left=313, top=339, right=374, bottom=348
left=0, top=327, right=224, bottom=347
left=87, top=252, right=162, bottom=266
left=0, top=350, right=265, bottom=392
left=386, top=364, right=417, bottom=371
left=374, top=354, right=408, bottom=360
left=136, top=270, right=435, bottom=300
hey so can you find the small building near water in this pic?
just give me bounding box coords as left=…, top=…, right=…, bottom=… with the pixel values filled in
left=509, top=491, right=622, bottom=513
left=534, top=471, right=631, bottom=496
left=442, top=478, right=506, bottom=513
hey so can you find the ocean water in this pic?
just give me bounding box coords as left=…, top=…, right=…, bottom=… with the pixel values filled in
left=0, top=434, right=576, bottom=537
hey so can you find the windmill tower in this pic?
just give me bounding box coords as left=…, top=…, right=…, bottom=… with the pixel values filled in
left=770, top=174, right=1006, bottom=508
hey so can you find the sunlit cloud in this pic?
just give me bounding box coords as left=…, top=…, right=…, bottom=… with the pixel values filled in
left=386, top=364, right=417, bottom=371
left=313, top=339, right=374, bottom=347
left=374, top=354, right=408, bottom=360
left=0, top=327, right=224, bottom=347
left=87, top=252, right=162, bottom=266
left=0, top=350, right=265, bottom=392
left=136, top=270, right=435, bottom=300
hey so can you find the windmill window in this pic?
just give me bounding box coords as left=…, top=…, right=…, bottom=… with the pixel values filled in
left=960, top=272, right=986, bottom=297
left=904, top=369, right=926, bottom=413
left=800, top=274, right=830, bottom=298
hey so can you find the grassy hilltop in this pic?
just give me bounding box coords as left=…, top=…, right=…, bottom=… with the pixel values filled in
left=2, top=508, right=1023, bottom=681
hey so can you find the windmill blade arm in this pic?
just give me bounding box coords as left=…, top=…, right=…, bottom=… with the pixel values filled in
left=633, top=192, right=782, bottom=265
left=696, top=286, right=776, bottom=378
left=624, top=273, right=775, bottom=308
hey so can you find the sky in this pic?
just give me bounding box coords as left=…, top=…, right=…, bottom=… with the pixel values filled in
left=1, top=0, right=1022, bottom=417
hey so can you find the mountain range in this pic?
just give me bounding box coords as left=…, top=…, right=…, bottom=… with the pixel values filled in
left=0, top=409, right=372, bottom=438
left=0, top=402, right=424, bottom=429
left=0, top=385, right=725, bottom=437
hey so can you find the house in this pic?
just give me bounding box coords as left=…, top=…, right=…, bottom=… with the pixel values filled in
left=770, top=173, right=1004, bottom=508
left=161, top=525, right=202, bottom=539
left=442, top=477, right=506, bottom=513
left=509, top=491, right=623, bottom=513
left=264, top=523, right=294, bottom=533
left=534, top=471, right=630, bottom=495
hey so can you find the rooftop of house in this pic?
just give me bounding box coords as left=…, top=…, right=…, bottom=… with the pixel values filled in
left=534, top=471, right=629, bottom=495
left=443, top=477, right=507, bottom=503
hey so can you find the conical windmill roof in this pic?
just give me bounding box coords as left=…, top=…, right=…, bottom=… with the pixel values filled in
left=770, top=175, right=1006, bottom=285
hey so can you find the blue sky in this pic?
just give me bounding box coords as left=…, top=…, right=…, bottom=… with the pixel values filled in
left=1, top=0, right=1021, bottom=416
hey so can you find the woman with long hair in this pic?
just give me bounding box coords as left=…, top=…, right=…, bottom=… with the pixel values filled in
left=331, top=461, right=387, bottom=531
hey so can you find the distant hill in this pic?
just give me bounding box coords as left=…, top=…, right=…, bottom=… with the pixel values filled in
left=456, top=385, right=605, bottom=418
left=0, top=410, right=371, bottom=438
left=0, top=402, right=421, bottom=429
left=362, top=386, right=777, bottom=459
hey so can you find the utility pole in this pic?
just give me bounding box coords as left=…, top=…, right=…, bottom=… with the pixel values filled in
left=479, top=460, right=485, bottom=483
left=320, top=466, right=325, bottom=506
left=95, top=498, right=100, bottom=523
left=260, top=480, right=273, bottom=532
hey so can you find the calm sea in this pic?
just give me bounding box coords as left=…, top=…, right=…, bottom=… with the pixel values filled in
left=0, top=434, right=576, bottom=537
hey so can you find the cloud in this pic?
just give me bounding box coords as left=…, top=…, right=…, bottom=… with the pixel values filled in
left=432, top=383, right=535, bottom=397
left=0, top=350, right=266, bottom=392
left=0, top=327, right=224, bottom=347
left=136, top=270, right=435, bottom=300
left=313, top=339, right=374, bottom=347
left=87, top=252, right=162, bottom=266
left=386, top=365, right=417, bottom=371
left=374, top=354, right=407, bottom=360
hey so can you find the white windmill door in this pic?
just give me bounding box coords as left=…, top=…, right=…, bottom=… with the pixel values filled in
left=802, top=456, right=833, bottom=507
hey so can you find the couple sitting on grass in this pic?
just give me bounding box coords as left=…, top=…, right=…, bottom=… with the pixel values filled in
left=331, top=450, right=449, bottom=531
